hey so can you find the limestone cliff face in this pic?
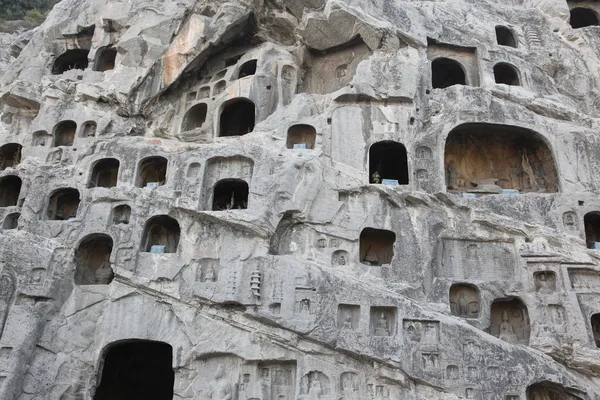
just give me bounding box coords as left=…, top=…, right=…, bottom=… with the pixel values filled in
left=0, top=0, right=599, bottom=399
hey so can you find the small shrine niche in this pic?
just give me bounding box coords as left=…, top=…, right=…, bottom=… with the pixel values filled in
left=140, top=215, right=180, bottom=253
left=2, top=212, right=19, bottom=229
left=431, top=58, right=466, bottom=88
left=591, top=313, right=600, bottom=347
left=93, top=341, right=174, bottom=400
left=181, top=103, right=207, bottom=132
left=32, top=130, right=52, bottom=146
left=494, top=63, right=520, bottom=86
left=337, top=304, right=360, bottom=330
left=74, top=233, right=114, bottom=285
left=212, top=179, right=249, bottom=210
left=533, top=271, right=556, bottom=292
left=359, top=228, right=395, bottom=266
left=287, top=124, right=316, bottom=149
left=0, top=143, right=22, bottom=170
left=449, top=284, right=480, bottom=318
left=52, top=49, right=90, bottom=75
left=94, top=46, right=117, bottom=72
left=136, top=156, right=168, bottom=188
left=81, top=121, right=97, bottom=137
left=53, top=120, right=77, bottom=147
left=237, top=59, right=257, bottom=79
left=369, top=141, right=409, bottom=185
left=219, top=99, right=256, bottom=137
left=570, top=7, right=599, bottom=29
left=0, top=176, right=22, bottom=207
left=444, top=123, right=558, bottom=193
left=584, top=212, right=600, bottom=249
left=332, top=250, right=349, bottom=266
left=111, top=205, right=131, bottom=225
left=489, top=298, right=530, bottom=345
left=88, top=158, right=120, bottom=188
left=496, top=26, right=517, bottom=47
left=47, top=188, right=80, bottom=220
left=370, top=306, right=397, bottom=336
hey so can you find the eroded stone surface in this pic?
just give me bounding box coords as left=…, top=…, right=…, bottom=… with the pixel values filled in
left=0, top=0, right=599, bottom=399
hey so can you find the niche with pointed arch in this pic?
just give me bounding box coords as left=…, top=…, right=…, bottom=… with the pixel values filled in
left=94, top=340, right=174, bottom=399
left=74, top=234, right=114, bottom=285
left=141, top=215, right=180, bottom=253
left=47, top=188, right=80, bottom=220
left=0, top=176, right=22, bottom=207
left=444, top=123, right=558, bottom=193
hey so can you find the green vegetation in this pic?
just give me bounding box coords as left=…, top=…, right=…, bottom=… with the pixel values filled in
left=0, top=0, right=60, bottom=23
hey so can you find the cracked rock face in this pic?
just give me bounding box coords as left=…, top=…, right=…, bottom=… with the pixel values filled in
left=1, top=0, right=600, bottom=399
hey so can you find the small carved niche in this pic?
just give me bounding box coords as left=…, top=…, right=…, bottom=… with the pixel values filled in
left=493, top=63, right=520, bottom=86
left=369, top=141, right=409, bottom=185
left=370, top=306, right=397, bottom=336
left=591, top=313, right=600, bottom=347
left=195, top=258, right=218, bottom=282
left=74, top=233, right=113, bottom=285
left=446, top=365, right=459, bottom=380
left=52, top=49, right=90, bottom=75
left=32, top=130, right=51, bottom=146
left=299, top=371, right=330, bottom=396
left=359, top=228, right=395, bottom=266
left=140, top=215, right=180, bottom=253
left=94, top=46, right=117, bottom=72
left=212, top=179, right=249, bottom=210
left=337, top=304, right=360, bottom=330
left=237, top=59, right=257, bottom=79
left=489, top=298, right=530, bottom=345
left=2, top=212, right=19, bottom=229
left=111, top=205, right=131, bottom=225
left=219, top=99, right=256, bottom=137
left=89, top=158, right=120, bottom=188
left=136, top=156, right=168, bottom=187
left=416, top=146, right=433, bottom=159
left=563, top=211, right=578, bottom=231
left=431, top=57, right=466, bottom=88
left=340, top=372, right=359, bottom=394
left=0, top=143, right=22, bottom=170
left=496, top=26, right=517, bottom=47
left=186, top=162, right=201, bottom=180
left=332, top=250, right=349, bottom=266
left=47, top=188, right=80, bottom=220
left=53, top=120, right=77, bottom=147
left=182, top=103, right=207, bottom=132
left=449, top=284, right=480, bottom=318
left=287, top=125, right=316, bottom=149
left=584, top=212, right=600, bottom=249
left=81, top=121, right=97, bottom=137
left=199, top=86, right=211, bottom=99
left=0, top=176, right=21, bottom=207
left=213, top=80, right=226, bottom=96
left=533, top=271, right=556, bottom=292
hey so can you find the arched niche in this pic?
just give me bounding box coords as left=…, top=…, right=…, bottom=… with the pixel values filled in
left=0, top=143, right=22, bottom=170
left=584, top=212, right=600, bottom=249
left=287, top=124, right=316, bottom=149
left=369, top=141, right=409, bottom=185
left=53, top=120, right=77, bottom=147
left=449, top=284, right=480, bottom=318
left=136, top=156, right=168, bottom=188
left=219, top=98, right=256, bottom=137
left=89, top=158, right=120, bottom=188
left=2, top=212, right=19, bottom=229
left=181, top=103, right=207, bottom=132
left=212, top=179, right=249, bottom=211
left=81, top=121, right=97, bottom=137
left=570, top=7, right=599, bottom=29
left=495, top=26, right=517, bottom=47
left=111, top=205, right=131, bottom=225
left=32, top=130, right=51, bottom=146
left=94, top=47, right=117, bottom=72
left=269, top=211, right=298, bottom=255
left=141, top=215, right=180, bottom=253
left=489, top=297, right=530, bottom=345
left=0, top=176, right=22, bottom=207
left=444, top=123, right=558, bottom=193
left=526, top=381, right=585, bottom=400
left=494, top=63, right=520, bottom=86
left=94, top=340, right=174, bottom=400
left=431, top=58, right=466, bottom=88
left=359, top=228, right=395, bottom=266
left=74, top=233, right=114, bottom=285
left=237, top=59, right=257, bottom=79
left=52, top=49, right=89, bottom=75
left=47, top=188, right=80, bottom=220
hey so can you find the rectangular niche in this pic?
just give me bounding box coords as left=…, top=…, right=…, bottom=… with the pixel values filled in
left=426, top=39, right=479, bottom=87
left=369, top=306, right=397, bottom=336
left=360, top=228, right=395, bottom=266
left=337, top=304, right=360, bottom=330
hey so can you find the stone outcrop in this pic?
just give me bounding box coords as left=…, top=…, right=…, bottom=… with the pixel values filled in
left=0, top=0, right=600, bottom=399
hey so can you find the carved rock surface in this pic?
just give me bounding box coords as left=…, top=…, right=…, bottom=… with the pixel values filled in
left=0, top=0, right=600, bottom=399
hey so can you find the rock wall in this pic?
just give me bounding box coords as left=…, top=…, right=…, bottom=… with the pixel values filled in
left=0, top=0, right=600, bottom=399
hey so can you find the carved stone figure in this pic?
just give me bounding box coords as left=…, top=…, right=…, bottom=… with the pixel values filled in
left=374, top=313, right=389, bottom=336
left=499, top=311, right=518, bottom=343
